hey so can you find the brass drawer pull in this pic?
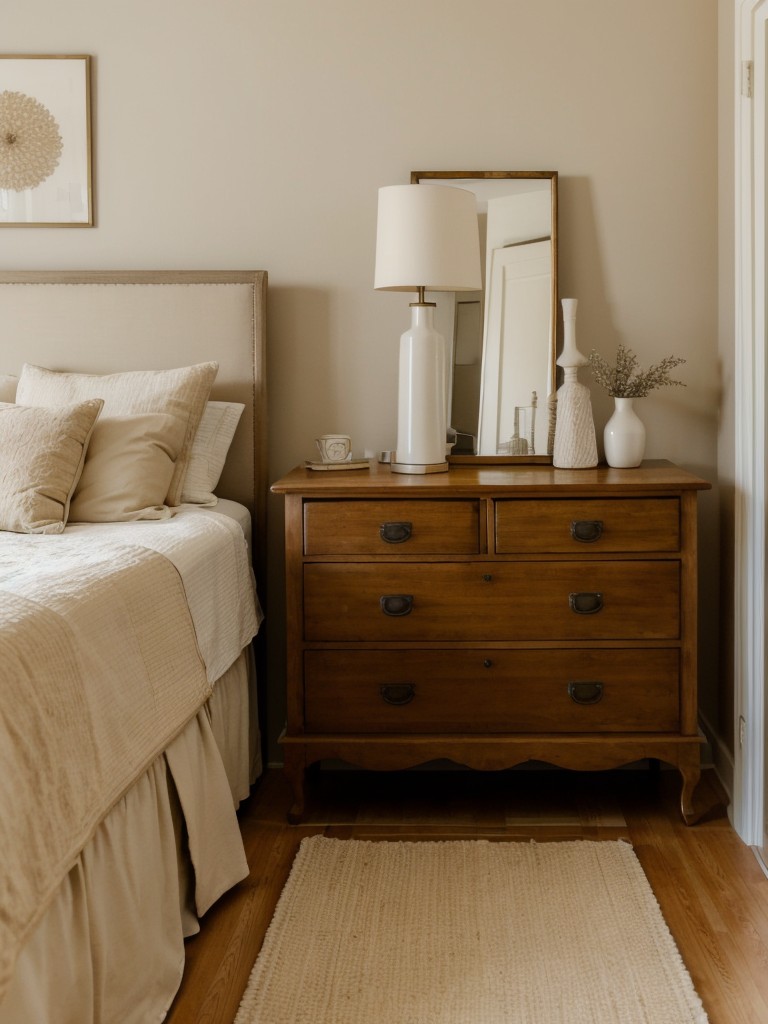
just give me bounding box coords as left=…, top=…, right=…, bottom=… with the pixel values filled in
left=380, top=594, right=414, bottom=616
left=380, top=521, right=413, bottom=544
left=380, top=683, right=416, bottom=706
left=570, top=519, right=604, bottom=543
left=568, top=681, right=604, bottom=705
left=569, top=591, right=604, bottom=614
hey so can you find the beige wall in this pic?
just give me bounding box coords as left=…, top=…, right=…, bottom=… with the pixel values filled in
left=2, top=1, right=722, bottom=762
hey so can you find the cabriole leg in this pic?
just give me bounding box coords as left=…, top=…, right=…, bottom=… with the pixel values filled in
left=678, top=762, right=701, bottom=826
left=282, top=751, right=307, bottom=824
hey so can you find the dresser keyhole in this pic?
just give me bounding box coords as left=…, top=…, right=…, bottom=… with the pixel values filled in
left=482, top=573, right=493, bottom=582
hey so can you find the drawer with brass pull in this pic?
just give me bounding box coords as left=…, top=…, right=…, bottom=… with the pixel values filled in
left=495, top=498, right=680, bottom=554
left=303, top=561, right=680, bottom=641
left=304, top=499, right=480, bottom=555
left=304, top=648, right=680, bottom=733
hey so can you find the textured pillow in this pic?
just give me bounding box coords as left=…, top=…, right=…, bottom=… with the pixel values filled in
left=0, top=374, right=17, bottom=403
left=0, top=399, right=103, bottom=534
left=181, top=401, right=245, bottom=506
left=16, top=361, right=218, bottom=506
left=69, top=412, right=188, bottom=522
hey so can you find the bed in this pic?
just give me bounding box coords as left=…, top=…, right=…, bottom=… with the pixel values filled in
left=0, top=271, right=267, bottom=1024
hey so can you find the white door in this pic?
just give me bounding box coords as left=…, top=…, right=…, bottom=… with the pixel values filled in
left=734, top=0, right=768, bottom=848
left=760, top=14, right=768, bottom=863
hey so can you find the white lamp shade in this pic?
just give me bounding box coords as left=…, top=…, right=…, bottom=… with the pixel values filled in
left=374, top=184, right=482, bottom=293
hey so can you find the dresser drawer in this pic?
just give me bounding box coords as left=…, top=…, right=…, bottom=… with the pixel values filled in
left=495, top=498, right=680, bottom=553
left=304, top=649, right=680, bottom=733
left=304, top=500, right=480, bottom=555
left=303, top=561, right=680, bottom=641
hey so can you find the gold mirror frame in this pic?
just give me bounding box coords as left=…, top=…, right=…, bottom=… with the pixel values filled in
left=411, top=171, right=558, bottom=464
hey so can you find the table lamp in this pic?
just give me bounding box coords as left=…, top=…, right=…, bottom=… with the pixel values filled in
left=374, top=184, right=481, bottom=473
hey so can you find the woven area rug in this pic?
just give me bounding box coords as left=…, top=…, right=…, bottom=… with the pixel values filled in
left=235, top=836, right=708, bottom=1024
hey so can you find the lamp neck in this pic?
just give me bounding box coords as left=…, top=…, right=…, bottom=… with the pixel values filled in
left=409, top=286, right=436, bottom=307
left=406, top=302, right=437, bottom=332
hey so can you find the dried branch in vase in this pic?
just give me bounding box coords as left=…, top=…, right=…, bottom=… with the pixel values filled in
left=587, top=343, right=686, bottom=398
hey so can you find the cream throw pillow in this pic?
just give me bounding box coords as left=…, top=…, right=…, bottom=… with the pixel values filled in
left=181, top=401, right=244, bottom=506
left=16, top=361, right=218, bottom=506
left=0, top=399, right=103, bottom=534
left=69, top=412, right=188, bottom=522
left=0, top=374, right=17, bottom=403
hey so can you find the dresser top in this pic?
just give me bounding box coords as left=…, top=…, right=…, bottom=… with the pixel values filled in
left=271, top=459, right=711, bottom=497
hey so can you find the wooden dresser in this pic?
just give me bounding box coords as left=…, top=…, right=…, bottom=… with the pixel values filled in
left=271, top=460, right=711, bottom=823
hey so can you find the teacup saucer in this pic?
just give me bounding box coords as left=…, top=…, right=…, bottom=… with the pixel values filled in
left=304, top=458, right=371, bottom=472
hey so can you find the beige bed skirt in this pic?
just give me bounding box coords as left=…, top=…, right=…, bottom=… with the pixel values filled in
left=0, top=648, right=260, bottom=1024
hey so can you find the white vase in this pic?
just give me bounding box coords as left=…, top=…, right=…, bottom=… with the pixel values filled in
left=604, top=397, right=646, bottom=468
left=552, top=298, right=598, bottom=469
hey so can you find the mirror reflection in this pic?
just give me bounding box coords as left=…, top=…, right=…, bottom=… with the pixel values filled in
left=411, top=171, right=558, bottom=462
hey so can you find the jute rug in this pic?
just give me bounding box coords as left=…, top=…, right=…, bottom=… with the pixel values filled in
left=235, top=836, right=708, bottom=1024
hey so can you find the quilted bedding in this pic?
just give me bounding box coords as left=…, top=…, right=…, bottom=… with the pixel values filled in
left=0, top=512, right=260, bottom=998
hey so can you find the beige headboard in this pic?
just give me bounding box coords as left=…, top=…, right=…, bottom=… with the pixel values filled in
left=0, top=270, right=267, bottom=571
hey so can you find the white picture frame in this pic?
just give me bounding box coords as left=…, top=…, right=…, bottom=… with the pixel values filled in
left=0, top=55, right=93, bottom=227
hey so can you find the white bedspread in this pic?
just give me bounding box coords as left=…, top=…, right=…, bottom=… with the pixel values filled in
left=0, top=508, right=261, bottom=999
left=66, top=506, right=263, bottom=681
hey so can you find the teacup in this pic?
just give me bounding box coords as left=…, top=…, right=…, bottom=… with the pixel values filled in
left=316, top=434, right=351, bottom=462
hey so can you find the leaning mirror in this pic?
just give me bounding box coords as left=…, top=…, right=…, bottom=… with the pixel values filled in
left=411, top=171, right=558, bottom=463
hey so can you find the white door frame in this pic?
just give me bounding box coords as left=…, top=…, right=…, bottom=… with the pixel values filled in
left=733, top=0, right=768, bottom=845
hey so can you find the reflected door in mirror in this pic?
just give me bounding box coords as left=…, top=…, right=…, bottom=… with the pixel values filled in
left=478, top=238, right=553, bottom=456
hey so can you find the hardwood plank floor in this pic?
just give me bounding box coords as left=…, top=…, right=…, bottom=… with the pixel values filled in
left=166, top=766, right=768, bottom=1024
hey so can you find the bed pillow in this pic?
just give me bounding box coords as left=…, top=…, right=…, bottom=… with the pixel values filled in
left=69, top=412, right=188, bottom=522
left=16, top=361, right=218, bottom=506
left=181, top=401, right=245, bottom=506
left=0, top=374, right=17, bottom=403
left=0, top=398, right=103, bottom=534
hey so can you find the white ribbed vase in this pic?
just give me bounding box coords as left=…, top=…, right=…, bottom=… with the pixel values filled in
left=552, top=298, right=597, bottom=469
left=603, top=397, right=646, bottom=468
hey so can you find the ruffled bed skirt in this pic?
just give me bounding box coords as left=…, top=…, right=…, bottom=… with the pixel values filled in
left=0, top=648, right=259, bottom=1024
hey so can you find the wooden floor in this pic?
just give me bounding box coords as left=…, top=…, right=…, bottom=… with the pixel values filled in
left=167, top=765, right=768, bottom=1024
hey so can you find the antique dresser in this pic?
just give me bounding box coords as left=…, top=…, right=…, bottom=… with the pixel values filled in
left=272, top=460, right=710, bottom=823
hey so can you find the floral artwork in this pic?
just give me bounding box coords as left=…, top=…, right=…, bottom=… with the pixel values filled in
left=0, top=91, right=63, bottom=190
left=0, top=56, right=92, bottom=226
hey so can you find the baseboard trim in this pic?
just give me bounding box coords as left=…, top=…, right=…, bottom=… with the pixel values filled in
left=698, top=711, right=734, bottom=804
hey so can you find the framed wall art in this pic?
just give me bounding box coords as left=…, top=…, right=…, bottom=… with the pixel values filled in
left=0, top=54, right=93, bottom=227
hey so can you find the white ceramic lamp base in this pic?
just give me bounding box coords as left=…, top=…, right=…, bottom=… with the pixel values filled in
left=391, top=304, right=449, bottom=474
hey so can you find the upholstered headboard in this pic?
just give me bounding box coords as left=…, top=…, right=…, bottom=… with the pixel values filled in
left=0, top=270, right=267, bottom=571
